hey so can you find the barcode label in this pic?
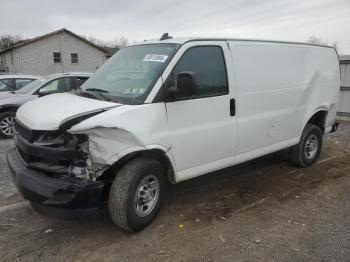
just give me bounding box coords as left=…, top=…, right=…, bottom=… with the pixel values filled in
left=143, top=54, right=168, bottom=63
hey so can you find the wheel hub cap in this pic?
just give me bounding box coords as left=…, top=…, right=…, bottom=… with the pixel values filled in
left=304, top=134, right=318, bottom=159
left=134, top=175, right=159, bottom=217
left=0, top=116, right=15, bottom=136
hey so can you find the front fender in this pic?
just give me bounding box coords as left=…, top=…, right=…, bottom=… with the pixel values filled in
left=69, top=126, right=176, bottom=179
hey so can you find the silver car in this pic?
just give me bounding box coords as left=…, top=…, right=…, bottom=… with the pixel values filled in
left=0, top=72, right=92, bottom=138
left=0, top=74, right=39, bottom=92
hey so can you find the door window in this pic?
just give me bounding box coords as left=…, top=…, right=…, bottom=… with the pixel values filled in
left=15, top=79, right=34, bottom=90
left=40, top=77, right=72, bottom=93
left=0, top=79, right=12, bottom=91
left=172, top=46, right=228, bottom=98
left=75, top=77, right=88, bottom=89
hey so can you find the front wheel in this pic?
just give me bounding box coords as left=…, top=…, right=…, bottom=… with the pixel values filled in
left=0, top=111, right=16, bottom=138
left=108, top=157, right=165, bottom=232
left=290, top=124, right=323, bottom=167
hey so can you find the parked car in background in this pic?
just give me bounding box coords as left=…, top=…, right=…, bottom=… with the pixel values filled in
left=0, top=72, right=92, bottom=138
left=0, top=75, right=39, bottom=92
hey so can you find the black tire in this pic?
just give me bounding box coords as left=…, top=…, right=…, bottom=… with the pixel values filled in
left=290, top=124, right=323, bottom=167
left=108, top=157, right=165, bottom=232
left=0, top=111, right=16, bottom=139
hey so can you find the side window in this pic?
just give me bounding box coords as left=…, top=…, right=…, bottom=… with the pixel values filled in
left=0, top=79, right=12, bottom=91
left=15, top=79, right=34, bottom=90
left=41, top=77, right=72, bottom=93
left=75, top=77, right=88, bottom=89
left=172, top=46, right=228, bottom=98
left=71, top=53, right=78, bottom=64
left=53, top=52, right=61, bottom=63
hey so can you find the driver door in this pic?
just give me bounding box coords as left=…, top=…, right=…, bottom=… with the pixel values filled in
left=164, top=42, right=237, bottom=181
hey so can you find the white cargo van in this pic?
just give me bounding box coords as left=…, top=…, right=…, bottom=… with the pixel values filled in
left=7, top=37, right=340, bottom=232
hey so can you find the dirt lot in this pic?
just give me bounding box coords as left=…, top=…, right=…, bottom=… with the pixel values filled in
left=1, top=122, right=350, bottom=262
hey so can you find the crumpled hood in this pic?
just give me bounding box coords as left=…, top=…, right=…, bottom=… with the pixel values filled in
left=17, top=93, right=121, bottom=130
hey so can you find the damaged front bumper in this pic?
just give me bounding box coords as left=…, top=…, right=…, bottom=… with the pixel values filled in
left=7, top=148, right=104, bottom=212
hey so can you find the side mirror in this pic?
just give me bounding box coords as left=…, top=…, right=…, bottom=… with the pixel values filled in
left=168, top=71, right=196, bottom=99
left=38, top=87, right=51, bottom=97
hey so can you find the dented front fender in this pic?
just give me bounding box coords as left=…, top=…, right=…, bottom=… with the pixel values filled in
left=67, top=103, right=175, bottom=178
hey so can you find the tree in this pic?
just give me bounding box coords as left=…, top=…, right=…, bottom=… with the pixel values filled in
left=0, top=34, right=23, bottom=50
left=81, top=35, right=129, bottom=48
left=115, top=37, right=128, bottom=48
left=306, top=36, right=340, bottom=53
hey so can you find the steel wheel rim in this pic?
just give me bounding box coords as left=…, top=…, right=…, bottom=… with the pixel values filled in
left=304, top=134, right=318, bottom=160
left=0, top=116, right=15, bottom=136
left=134, top=175, right=159, bottom=217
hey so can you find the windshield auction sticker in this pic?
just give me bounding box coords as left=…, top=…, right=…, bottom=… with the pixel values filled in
left=143, top=54, right=168, bottom=63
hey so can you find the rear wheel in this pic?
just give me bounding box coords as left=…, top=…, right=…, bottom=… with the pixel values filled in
left=290, top=124, right=323, bottom=167
left=0, top=111, right=16, bottom=138
left=108, top=157, right=165, bottom=232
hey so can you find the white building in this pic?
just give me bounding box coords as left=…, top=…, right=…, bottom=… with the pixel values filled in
left=337, top=55, right=350, bottom=121
left=0, top=28, right=111, bottom=75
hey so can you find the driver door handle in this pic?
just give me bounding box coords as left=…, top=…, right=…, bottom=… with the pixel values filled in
left=230, top=98, right=235, bottom=116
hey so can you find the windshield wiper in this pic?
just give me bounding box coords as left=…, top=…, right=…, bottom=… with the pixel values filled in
left=85, top=88, right=109, bottom=93
left=79, top=88, right=111, bottom=101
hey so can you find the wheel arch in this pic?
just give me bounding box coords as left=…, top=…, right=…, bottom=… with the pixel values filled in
left=304, top=109, right=328, bottom=134
left=98, top=147, right=177, bottom=185
left=0, top=105, right=19, bottom=114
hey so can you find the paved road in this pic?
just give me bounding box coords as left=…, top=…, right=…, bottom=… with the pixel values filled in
left=0, top=123, right=350, bottom=261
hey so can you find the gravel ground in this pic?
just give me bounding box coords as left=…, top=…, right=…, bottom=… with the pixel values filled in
left=0, top=122, right=350, bottom=261
left=0, top=139, right=21, bottom=207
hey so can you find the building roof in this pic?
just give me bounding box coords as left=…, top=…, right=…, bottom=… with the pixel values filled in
left=100, top=47, right=119, bottom=58
left=339, top=55, right=350, bottom=64
left=0, top=28, right=107, bottom=55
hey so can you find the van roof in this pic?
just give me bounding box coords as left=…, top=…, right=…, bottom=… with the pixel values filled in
left=135, top=37, right=334, bottom=49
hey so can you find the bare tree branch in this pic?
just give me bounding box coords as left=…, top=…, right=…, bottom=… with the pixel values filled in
left=306, top=36, right=340, bottom=54
left=0, top=34, right=23, bottom=50
left=81, top=35, right=129, bottom=48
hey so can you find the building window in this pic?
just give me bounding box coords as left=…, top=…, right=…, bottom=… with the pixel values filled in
left=71, top=53, right=78, bottom=64
left=53, top=52, right=61, bottom=63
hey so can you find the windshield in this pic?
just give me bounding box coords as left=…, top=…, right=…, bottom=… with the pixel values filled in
left=15, top=78, right=46, bottom=94
left=80, top=44, right=178, bottom=104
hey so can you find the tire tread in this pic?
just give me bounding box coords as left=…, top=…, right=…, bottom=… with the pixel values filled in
left=108, top=157, right=163, bottom=232
left=290, top=124, right=323, bottom=167
left=0, top=111, right=16, bottom=139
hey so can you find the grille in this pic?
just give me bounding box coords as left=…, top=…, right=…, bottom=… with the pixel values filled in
left=14, top=124, right=88, bottom=175
left=14, top=119, right=33, bottom=142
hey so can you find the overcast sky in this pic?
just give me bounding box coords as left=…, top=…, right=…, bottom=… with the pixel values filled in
left=1, top=0, right=350, bottom=54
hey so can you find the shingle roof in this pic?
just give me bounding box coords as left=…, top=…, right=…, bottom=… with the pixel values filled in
left=0, top=28, right=107, bottom=55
